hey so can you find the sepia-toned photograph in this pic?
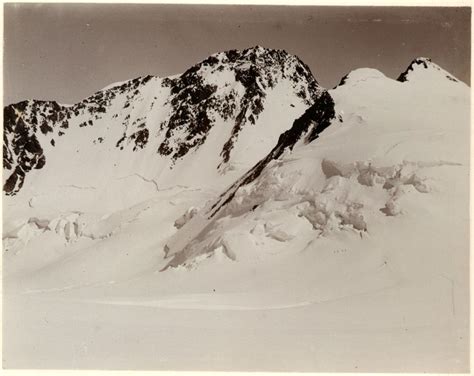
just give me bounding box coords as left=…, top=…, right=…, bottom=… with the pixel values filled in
left=2, top=2, right=470, bottom=372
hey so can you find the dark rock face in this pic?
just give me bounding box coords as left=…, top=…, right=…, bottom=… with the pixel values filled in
left=131, top=128, right=149, bottom=151
left=159, top=73, right=218, bottom=159
left=397, top=57, right=432, bottom=82
left=4, top=46, right=322, bottom=195
left=4, top=102, right=55, bottom=195
left=335, top=73, right=350, bottom=88
left=207, top=90, right=336, bottom=218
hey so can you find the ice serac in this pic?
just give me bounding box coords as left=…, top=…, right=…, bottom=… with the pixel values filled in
left=162, top=90, right=336, bottom=269
left=163, top=57, right=469, bottom=269
left=3, top=46, right=323, bottom=204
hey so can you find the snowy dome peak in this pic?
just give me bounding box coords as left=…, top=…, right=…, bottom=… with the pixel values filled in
left=397, top=57, right=460, bottom=84
left=336, top=68, right=387, bottom=87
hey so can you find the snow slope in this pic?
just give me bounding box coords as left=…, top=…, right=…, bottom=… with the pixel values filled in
left=3, top=56, right=470, bottom=372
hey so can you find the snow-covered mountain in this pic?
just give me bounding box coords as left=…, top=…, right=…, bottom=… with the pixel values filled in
left=163, top=58, right=469, bottom=269
left=4, top=46, right=321, bottom=204
left=3, top=45, right=329, bottom=279
left=3, top=50, right=470, bottom=372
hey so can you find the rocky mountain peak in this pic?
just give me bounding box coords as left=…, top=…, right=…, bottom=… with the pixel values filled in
left=397, top=57, right=460, bottom=83
left=154, top=46, right=323, bottom=164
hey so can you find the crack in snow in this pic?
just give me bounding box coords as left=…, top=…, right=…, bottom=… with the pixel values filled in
left=117, top=173, right=160, bottom=191
left=59, top=184, right=97, bottom=190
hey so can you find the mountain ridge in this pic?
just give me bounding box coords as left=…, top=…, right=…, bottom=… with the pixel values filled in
left=3, top=46, right=324, bottom=197
left=4, top=48, right=466, bottom=200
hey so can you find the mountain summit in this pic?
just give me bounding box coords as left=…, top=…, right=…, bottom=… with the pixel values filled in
left=397, top=57, right=462, bottom=84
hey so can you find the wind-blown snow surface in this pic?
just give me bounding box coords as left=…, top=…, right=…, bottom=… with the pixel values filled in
left=3, top=55, right=470, bottom=372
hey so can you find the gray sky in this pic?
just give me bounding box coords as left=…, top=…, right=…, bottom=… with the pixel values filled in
left=4, top=4, right=471, bottom=105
